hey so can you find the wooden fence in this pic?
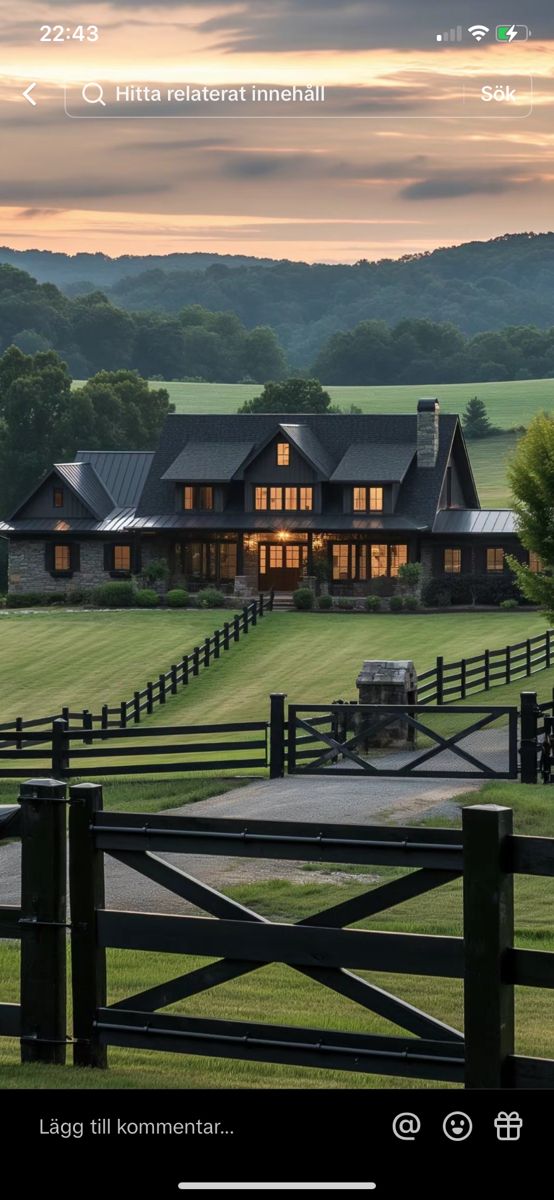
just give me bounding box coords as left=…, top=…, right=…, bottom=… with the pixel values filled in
left=2, top=781, right=553, bottom=1086
left=418, top=627, right=554, bottom=703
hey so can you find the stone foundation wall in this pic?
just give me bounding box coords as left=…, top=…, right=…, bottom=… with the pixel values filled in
left=8, top=539, right=108, bottom=594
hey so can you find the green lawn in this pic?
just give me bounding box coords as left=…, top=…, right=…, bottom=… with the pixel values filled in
left=463, top=432, right=518, bottom=508
left=138, top=378, right=554, bottom=428
left=0, top=779, right=551, bottom=1089
left=0, top=609, right=239, bottom=722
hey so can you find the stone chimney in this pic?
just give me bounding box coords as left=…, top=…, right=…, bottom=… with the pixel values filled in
left=417, top=398, right=440, bottom=468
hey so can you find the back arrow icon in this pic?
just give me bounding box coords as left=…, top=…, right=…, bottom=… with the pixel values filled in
left=23, top=83, right=37, bottom=106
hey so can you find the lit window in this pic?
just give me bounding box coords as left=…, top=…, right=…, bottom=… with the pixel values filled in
left=277, top=442, right=290, bottom=466
left=183, top=486, right=194, bottom=510
left=487, top=547, right=504, bottom=573
left=371, top=544, right=388, bottom=577
left=259, top=545, right=267, bottom=573
left=284, top=487, right=297, bottom=510
left=219, top=543, right=237, bottom=579
left=529, top=551, right=543, bottom=573
left=369, top=487, right=383, bottom=512
left=255, top=487, right=268, bottom=510
left=286, top=546, right=300, bottom=568
left=54, top=545, right=70, bottom=572
left=270, top=487, right=283, bottom=511
left=113, top=545, right=131, bottom=572
left=269, top=545, right=283, bottom=568
left=444, top=548, right=461, bottom=574
left=390, top=544, right=408, bottom=577
left=299, top=487, right=313, bottom=511
left=332, top=544, right=351, bottom=581
left=353, top=487, right=367, bottom=512
left=53, top=486, right=64, bottom=509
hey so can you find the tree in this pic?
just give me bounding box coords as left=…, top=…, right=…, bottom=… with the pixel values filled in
left=238, top=377, right=332, bottom=413
left=506, top=413, right=554, bottom=618
left=462, top=397, right=494, bottom=439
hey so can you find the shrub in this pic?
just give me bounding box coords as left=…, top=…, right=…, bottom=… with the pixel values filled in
left=500, top=597, right=519, bottom=610
left=92, top=581, right=135, bottom=608
left=365, top=594, right=381, bottom=612
left=144, top=558, right=170, bottom=584
left=389, top=595, right=404, bottom=613
left=397, top=562, right=423, bottom=590
left=135, top=588, right=159, bottom=608
left=337, top=596, right=355, bottom=610
left=197, top=587, right=226, bottom=608
left=6, top=591, right=46, bottom=608
left=66, top=588, right=90, bottom=606
left=166, top=588, right=190, bottom=608
left=293, top=587, right=314, bottom=610
left=403, top=594, right=420, bottom=612
left=317, top=593, right=333, bottom=610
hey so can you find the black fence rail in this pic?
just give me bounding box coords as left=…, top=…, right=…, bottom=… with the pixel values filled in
left=418, top=627, right=554, bottom=703
left=5, top=781, right=551, bottom=1087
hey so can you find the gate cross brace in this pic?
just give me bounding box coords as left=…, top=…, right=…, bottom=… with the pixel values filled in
left=107, top=849, right=463, bottom=1043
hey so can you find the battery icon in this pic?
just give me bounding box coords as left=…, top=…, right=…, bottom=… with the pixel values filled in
left=496, top=24, right=529, bottom=41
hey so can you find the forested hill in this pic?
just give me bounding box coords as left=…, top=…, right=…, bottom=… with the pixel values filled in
left=1, top=232, right=554, bottom=364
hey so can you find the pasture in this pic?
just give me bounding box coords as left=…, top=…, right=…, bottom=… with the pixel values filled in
left=0, top=781, right=551, bottom=1090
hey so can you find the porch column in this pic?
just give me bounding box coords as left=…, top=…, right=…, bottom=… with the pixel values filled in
left=307, top=532, right=314, bottom=576
left=236, top=532, right=244, bottom=575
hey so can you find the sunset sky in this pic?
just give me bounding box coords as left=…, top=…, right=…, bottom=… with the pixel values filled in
left=1, top=0, right=553, bottom=261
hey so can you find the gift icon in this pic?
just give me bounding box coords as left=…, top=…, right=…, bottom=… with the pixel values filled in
left=494, top=1111, right=522, bottom=1141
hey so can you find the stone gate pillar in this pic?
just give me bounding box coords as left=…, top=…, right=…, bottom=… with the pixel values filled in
left=355, top=660, right=418, bottom=748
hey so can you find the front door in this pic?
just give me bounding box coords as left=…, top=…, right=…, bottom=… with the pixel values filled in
left=259, top=542, right=306, bottom=591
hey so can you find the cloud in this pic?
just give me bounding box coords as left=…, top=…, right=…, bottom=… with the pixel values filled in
left=401, top=171, right=535, bottom=199
left=18, top=208, right=62, bottom=219
left=0, top=178, right=172, bottom=202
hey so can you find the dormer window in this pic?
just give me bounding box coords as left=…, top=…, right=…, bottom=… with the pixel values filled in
left=352, top=486, right=383, bottom=512
left=277, top=442, right=290, bottom=466
left=255, top=486, right=312, bottom=511
left=183, top=485, right=214, bottom=511
left=53, top=486, right=64, bottom=509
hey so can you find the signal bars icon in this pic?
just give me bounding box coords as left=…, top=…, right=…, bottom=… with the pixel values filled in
left=436, top=25, right=491, bottom=43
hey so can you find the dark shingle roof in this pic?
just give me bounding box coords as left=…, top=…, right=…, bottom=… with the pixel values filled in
left=77, top=451, right=154, bottom=508
left=161, top=441, right=253, bottom=482
left=136, top=411, right=462, bottom=526
left=331, top=443, right=415, bottom=483
left=279, top=423, right=334, bottom=477
left=433, top=509, right=517, bottom=535
left=55, top=463, right=114, bottom=520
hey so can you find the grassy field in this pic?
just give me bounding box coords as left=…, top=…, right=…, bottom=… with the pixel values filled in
left=0, top=609, right=548, bottom=727
left=0, top=779, right=551, bottom=1089
left=463, top=432, right=518, bottom=508
left=139, top=378, right=554, bottom=426
left=0, top=609, right=239, bottom=721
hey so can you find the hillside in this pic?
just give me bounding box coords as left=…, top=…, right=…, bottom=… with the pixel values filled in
left=3, top=232, right=554, bottom=364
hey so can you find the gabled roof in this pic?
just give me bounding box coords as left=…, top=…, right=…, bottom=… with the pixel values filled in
left=161, top=441, right=254, bottom=482
left=331, top=443, right=415, bottom=483
left=236, top=421, right=333, bottom=479
left=433, top=509, right=517, bottom=535
left=77, top=451, right=154, bottom=509
left=55, top=463, right=114, bottom=520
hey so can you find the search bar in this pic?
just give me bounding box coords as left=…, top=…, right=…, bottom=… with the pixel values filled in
left=176, top=1186, right=377, bottom=1192
left=63, top=77, right=533, bottom=119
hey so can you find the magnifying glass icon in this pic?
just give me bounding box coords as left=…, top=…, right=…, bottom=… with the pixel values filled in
left=82, top=82, right=106, bottom=106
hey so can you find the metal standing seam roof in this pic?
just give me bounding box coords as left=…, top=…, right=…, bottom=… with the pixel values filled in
left=331, top=443, right=415, bottom=483
left=54, top=462, right=114, bottom=520
left=433, top=509, right=517, bottom=535
left=161, top=441, right=254, bottom=482
left=76, top=451, right=154, bottom=508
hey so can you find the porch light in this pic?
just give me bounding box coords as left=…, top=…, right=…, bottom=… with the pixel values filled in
left=278, top=530, right=289, bottom=540
left=312, top=536, right=323, bottom=551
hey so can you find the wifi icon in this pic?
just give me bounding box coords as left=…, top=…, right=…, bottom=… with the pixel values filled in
left=468, top=24, right=490, bottom=41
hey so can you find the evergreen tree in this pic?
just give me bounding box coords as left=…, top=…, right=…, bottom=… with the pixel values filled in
left=462, top=396, right=492, bottom=438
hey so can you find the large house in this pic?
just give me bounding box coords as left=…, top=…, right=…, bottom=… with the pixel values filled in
left=0, top=400, right=534, bottom=598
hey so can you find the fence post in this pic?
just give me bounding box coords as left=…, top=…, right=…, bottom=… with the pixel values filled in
left=214, top=630, right=221, bottom=660
left=506, top=644, right=511, bottom=685
left=259, top=593, right=265, bottom=618
left=83, top=709, right=93, bottom=746
left=463, top=804, right=515, bottom=1088
left=101, top=704, right=109, bottom=739
left=520, top=690, right=538, bottom=784
left=182, top=655, right=189, bottom=685
left=484, top=648, right=490, bottom=692
left=547, top=629, right=552, bottom=670
left=134, top=691, right=141, bottom=723
left=158, top=674, right=166, bottom=705
left=68, top=783, right=107, bottom=1069
left=436, top=656, right=444, bottom=704
left=146, top=681, right=154, bottom=714
left=19, top=777, right=68, bottom=1065
left=242, top=605, right=249, bottom=634
left=170, top=664, right=178, bottom=694
left=269, top=693, right=287, bottom=779
left=193, top=647, right=200, bottom=675
left=120, top=700, right=127, bottom=728
left=526, top=638, right=532, bottom=677
left=204, top=636, right=211, bottom=667
left=62, top=706, right=70, bottom=726
left=224, top=621, right=230, bottom=651
left=270, top=588, right=275, bottom=611
left=460, top=658, right=467, bottom=701
left=51, top=717, right=69, bottom=778
left=15, top=716, right=22, bottom=752
left=250, top=599, right=257, bottom=627
left=233, top=615, right=240, bottom=643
